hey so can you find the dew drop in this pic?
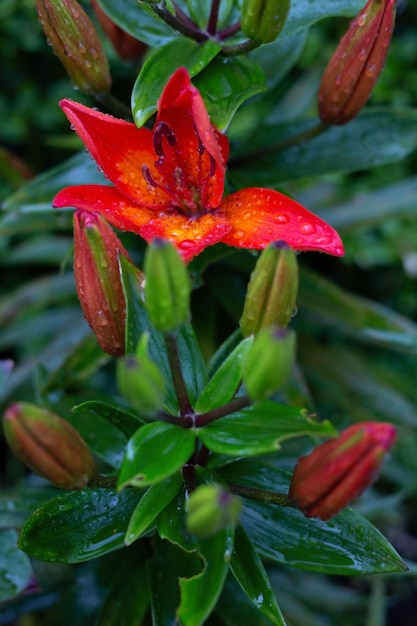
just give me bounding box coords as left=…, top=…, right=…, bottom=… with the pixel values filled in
left=300, top=223, right=316, bottom=235
left=357, top=13, right=367, bottom=26
left=275, top=214, right=289, bottom=224
left=233, top=230, right=245, bottom=240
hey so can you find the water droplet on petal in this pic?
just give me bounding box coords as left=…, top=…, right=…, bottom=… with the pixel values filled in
left=300, top=223, right=316, bottom=235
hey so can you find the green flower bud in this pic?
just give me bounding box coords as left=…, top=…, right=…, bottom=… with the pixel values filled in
left=3, top=403, right=96, bottom=490
left=36, top=0, right=111, bottom=95
left=242, top=327, right=296, bottom=400
left=144, top=238, right=191, bottom=333
left=241, top=0, right=291, bottom=44
left=186, top=484, right=242, bottom=538
left=240, top=241, right=298, bottom=337
left=117, top=334, right=166, bottom=416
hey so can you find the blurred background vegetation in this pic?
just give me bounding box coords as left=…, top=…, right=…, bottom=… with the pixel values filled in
left=2, top=1, right=417, bottom=624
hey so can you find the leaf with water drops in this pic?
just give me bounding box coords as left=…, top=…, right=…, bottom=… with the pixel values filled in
left=118, top=422, right=196, bottom=490
left=132, top=38, right=221, bottom=128
left=281, top=0, right=365, bottom=38
left=221, top=461, right=407, bottom=575
left=298, top=267, right=417, bottom=354
left=19, top=489, right=142, bottom=563
left=71, top=400, right=144, bottom=438
left=195, top=337, right=253, bottom=413
left=231, top=524, right=287, bottom=625
left=0, top=529, right=34, bottom=602
left=96, top=0, right=175, bottom=47
left=198, top=400, right=335, bottom=457
left=194, top=56, right=267, bottom=132
left=125, top=472, right=183, bottom=545
left=230, top=110, right=417, bottom=187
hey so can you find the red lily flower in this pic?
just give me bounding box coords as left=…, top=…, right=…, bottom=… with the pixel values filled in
left=53, top=68, right=344, bottom=262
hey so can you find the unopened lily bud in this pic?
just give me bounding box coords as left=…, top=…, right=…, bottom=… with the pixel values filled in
left=3, top=402, right=96, bottom=490
left=36, top=0, right=111, bottom=95
left=144, top=238, right=191, bottom=333
left=91, top=0, right=147, bottom=63
left=240, top=241, right=298, bottom=337
left=186, top=484, right=242, bottom=538
left=117, top=334, right=166, bottom=416
left=74, top=210, right=140, bottom=357
left=242, top=326, right=296, bottom=400
left=318, top=0, right=397, bottom=125
left=289, top=421, right=396, bottom=520
left=241, top=0, right=290, bottom=43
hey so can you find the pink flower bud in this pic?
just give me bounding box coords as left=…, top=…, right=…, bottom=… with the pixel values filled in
left=36, top=0, right=111, bottom=95
left=91, top=0, right=147, bottom=63
left=3, top=403, right=96, bottom=490
left=318, top=0, right=397, bottom=125
left=74, top=210, right=140, bottom=357
left=289, top=421, right=396, bottom=520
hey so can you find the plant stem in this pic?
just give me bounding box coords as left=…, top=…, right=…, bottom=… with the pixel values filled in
left=221, top=37, right=260, bottom=57
left=229, top=121, right=329, bottom=167
left=151, top=2, right=207, bottom=42
left=165, top=331, right=193, bottom=418
left=207, top=0, right=220, bottom=35
left=193, top=394, right=251, bottom=428
left=183, top=463, right=197, bottom=493
left=218, top=21, right=241, bottom=40
left=229, top=483, right=292, bottom=507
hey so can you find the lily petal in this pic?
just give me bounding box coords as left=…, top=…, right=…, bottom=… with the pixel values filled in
left=139, top=212, right=231, bottom=263
left=59, top=100, right=171, bottom=209
left=219, top=188, right=344, bottom=256
left=156, top=67, right=226, bottom=209
left=53, top=185, right=156, bottom=233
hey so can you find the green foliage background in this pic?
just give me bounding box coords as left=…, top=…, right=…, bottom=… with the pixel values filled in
left=2, top=0, right=417, bottom=624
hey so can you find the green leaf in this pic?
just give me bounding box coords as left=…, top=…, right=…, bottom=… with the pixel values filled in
left=194, top=56, right=267, bottom=132
left=249, top=31, right=307, bottom=89
left=132, top=38, right=221, bottom=127
left=125, top=472, right=183, bottom=545
left=19, top=489, right=141, bottom=563
left=221, top=461, right=407, bottom=575
left=41, top=333, right=109, bottom=394
left=195, top=337, right=253, bottom=413
left=230, top=110, right=417, bottom=187
left=95, top=551, right=149, bottom=626
left=298, top=268, right=417, bottom=354
left=198, top=400, right=335, bottom=457
left=178, top=525, right=234, bottom=626
left=281, top=0, right=366, bottom=38
left=0, top=359, right=13, bottom=399
left=71, top=400, right=145, bottom=439
left=118, top=422, right=196, bottom=489
left=2, top=152, right=106, bottom=214
left=231, top=524, right=287, bottom=625
left=148, top=537, right=203, bottom=626
left=317, top=176, right=417, bottom=234
left=96, top=0, right=175, bottom=47
left=300, top=340, right=417, bottom=428
left=64, top=407, right=128, bottom=469
left=0, top=529, right=33, bottom=602
left=158, top=480, right=234, bottom=626
left=0, top=489, right=59, bottom=529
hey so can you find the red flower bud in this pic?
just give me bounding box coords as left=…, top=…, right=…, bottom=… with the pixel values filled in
left=91, top=0, right=147, bottom=63
left=3, top=402, right=96, bottom=490
left=318, top=0, right=397, bottom=125
left=74, top=210, right=141, bottom=357
left=36, top=0, right=111, bottom=95
left=289, top=421, right=396, bottom=520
